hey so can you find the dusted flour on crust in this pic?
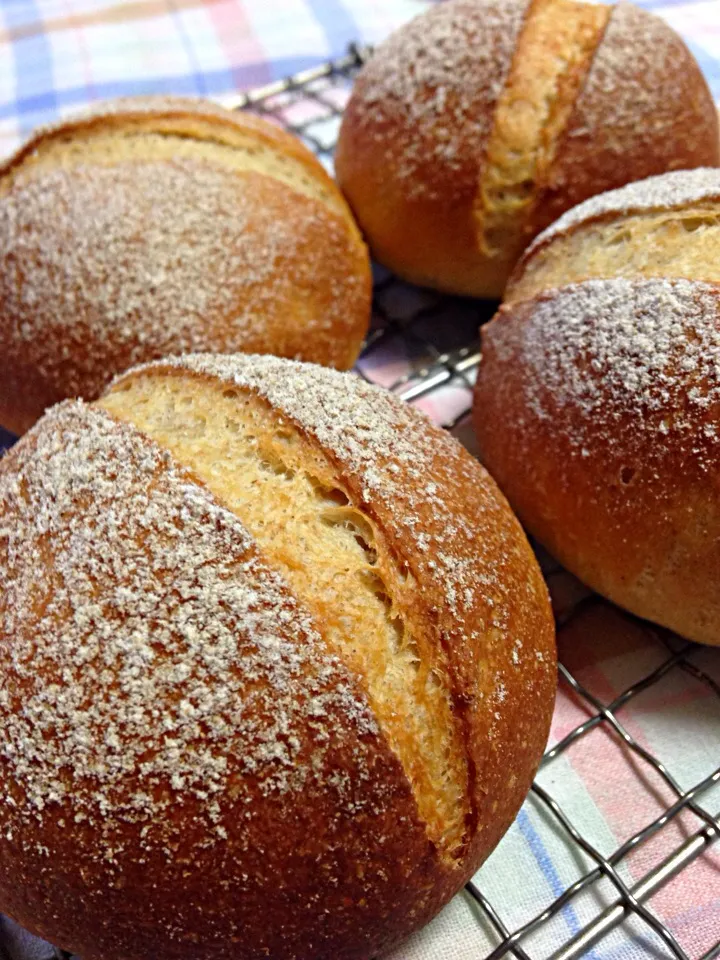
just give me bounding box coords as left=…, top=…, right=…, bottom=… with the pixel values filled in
left=345, top=0, right=529, bottom=198
left=0, top=94, right=370, bottom=435
left=476, top=275, right=720, bottom=650
left=535, top=2, right=719, bottom=227
left=0, top=357, right=556, bottom=959
left=492, top=277, right=720, bottom=461
left=0, top=401, right=386, bottom=845
left=0, top=158, right=363, bottom=402
left=112, top=353, right=556, bottom=844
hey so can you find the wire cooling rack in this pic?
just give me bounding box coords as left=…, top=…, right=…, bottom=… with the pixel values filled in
left=1, top=45, right=719, bottom=960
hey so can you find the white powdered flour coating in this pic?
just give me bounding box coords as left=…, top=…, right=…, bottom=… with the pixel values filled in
left=117, top=354, right=521, bottom=635
left=580, top=2, right=692, bottom=131
left=503, top=278, right=720, bottom=455
left=528, top=168, right=720, bottom=250
left=0, top=402, right=380, bottom=844
left=349, top=0, right=528, bottom=196
left=0, top=157, right=356, bottom=397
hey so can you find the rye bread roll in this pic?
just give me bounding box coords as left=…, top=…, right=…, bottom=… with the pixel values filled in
left=474, top=277, right=720, bottom=647
left=335, top=0, right=719, bottom=299
left=0, top=354, right=555, bottom=960
left=506, top=168, right=720, bottom=302
left=0, top=97, right=371, bottom=435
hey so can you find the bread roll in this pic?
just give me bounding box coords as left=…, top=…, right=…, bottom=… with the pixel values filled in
left=0, top=97, right=371, bottom=436
left=335, top=0, right=718, bottom=300
left=507, top=168, right=720, bottom=302
left=474, top=277, right=720, bottom=647
left=0, top=354, right=555, bottom=960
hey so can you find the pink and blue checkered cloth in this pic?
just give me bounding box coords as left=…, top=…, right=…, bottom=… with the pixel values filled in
left=0, top=0, right=428, bottom=155
left=0, top=2, right=718, bottom=959
left=1, top=0, right=718, bottom=158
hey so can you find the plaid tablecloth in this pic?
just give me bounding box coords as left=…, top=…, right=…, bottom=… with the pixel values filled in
left=0, top=2, right=718, bottom=960
left=0, top=0, right=428, bottom=156
left=1, top=0, right=719, bottom=159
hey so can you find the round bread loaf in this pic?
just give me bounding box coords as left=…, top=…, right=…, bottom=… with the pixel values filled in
left=335, top=0, right=719, bottom=300
left=0, top=97, right=371, bottom=436
left=474, top=277, right=720, bottom=647
left=0, top=354, right=555, bottom=960
left=507, top=168, right=720, bottom=302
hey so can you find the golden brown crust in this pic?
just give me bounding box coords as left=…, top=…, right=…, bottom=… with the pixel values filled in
left=336, top=0, right=718, bottom=299
left=474, top=278, right=720, bottom=647
left=1, top=96, right=349, bottom=217
left=99, top=375, right=471, bottom=856
left=0, top=96, right=371, bottom=435
left=0, top=355, right=556, bottom=959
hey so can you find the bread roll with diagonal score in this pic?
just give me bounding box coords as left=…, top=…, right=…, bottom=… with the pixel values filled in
left=335, top=0, right=719, bottom=299
left=0, top=97, right=371, bottom=435
left=0, top=354, right=555, bottom=960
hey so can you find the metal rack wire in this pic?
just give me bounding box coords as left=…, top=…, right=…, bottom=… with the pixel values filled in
left=1, top=45, right=719, bottom=960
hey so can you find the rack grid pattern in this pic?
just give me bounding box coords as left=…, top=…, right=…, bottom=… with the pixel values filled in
left=1, top=46, right=718, bottom=960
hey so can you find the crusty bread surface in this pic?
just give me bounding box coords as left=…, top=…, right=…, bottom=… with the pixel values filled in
left=475, top=278, right=720, bottom=647
left=0, top=96, right=371, bottom=435
left=0, top=354, right=556, bottom=960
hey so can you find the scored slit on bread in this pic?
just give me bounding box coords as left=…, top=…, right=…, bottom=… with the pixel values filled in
left=99, top=372, right=470, bottom=857
left=475, top=0, right=609, bottom=267
left=506, top=168, right=720, bottom=301
left=336, top=0, right=718, bottom=299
